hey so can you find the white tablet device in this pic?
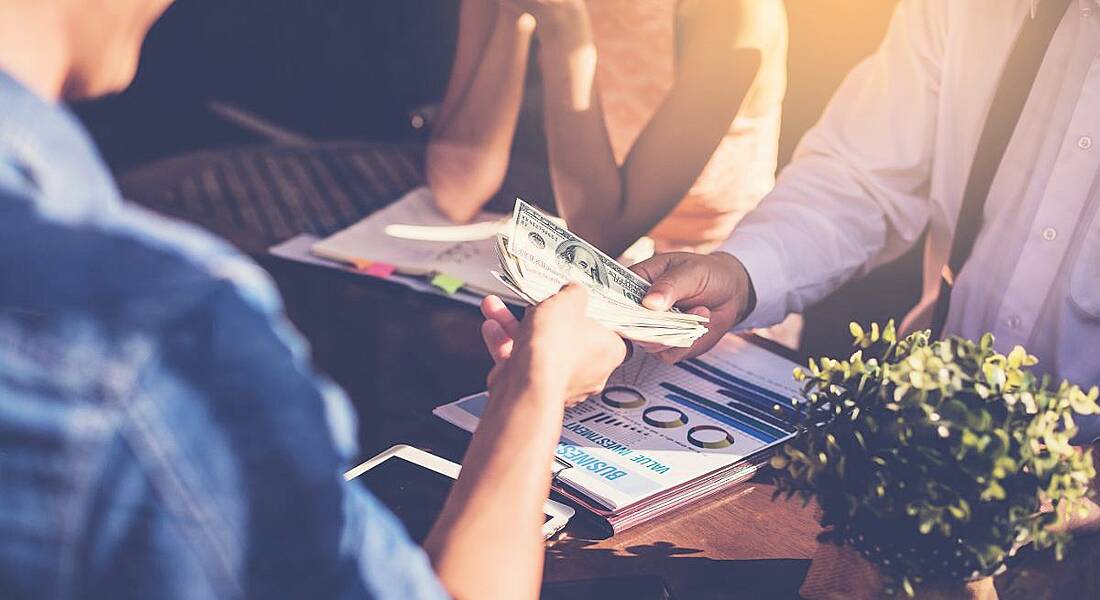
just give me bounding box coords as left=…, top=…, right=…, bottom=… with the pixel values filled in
left=345, top=445, right=574, bottom=541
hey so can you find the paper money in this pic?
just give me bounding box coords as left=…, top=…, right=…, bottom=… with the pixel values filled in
left=493, top=200, right=709, bottom=347
left=508, top=200, right=651, bottom=303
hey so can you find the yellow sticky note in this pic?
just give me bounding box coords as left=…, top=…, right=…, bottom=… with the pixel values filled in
left=431, top=273, right=464, bottom=295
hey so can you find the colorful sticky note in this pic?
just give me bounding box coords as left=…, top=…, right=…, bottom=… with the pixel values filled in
left=431, top=273, right=464, bottom=295
left=350, top=258, right=373, bottom=271
left=365, top=262, right=396, bottom=278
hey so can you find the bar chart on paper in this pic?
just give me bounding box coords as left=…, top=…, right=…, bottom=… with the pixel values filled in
left=435, top=335, right=806, bottom=510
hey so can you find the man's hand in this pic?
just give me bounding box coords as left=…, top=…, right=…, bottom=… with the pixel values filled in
left=481, top=284, right=627, bottom=406
left=630, top=252, right=756, bottom=363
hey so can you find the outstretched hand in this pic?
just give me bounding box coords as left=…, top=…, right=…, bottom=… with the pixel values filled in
left=630, top=251, right=756, bottom=363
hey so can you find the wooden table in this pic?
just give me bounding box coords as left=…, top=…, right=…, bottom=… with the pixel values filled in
left=121, top=143, right=1100, bottom=600
left=260, top=258, right=820, bottom=599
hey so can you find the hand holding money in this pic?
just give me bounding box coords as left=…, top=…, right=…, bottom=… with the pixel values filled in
left=481, top=287, right=628, bottom=406
left=633, top=251, right=756, bottom=363
left=491, top=200, right=709, bottom=348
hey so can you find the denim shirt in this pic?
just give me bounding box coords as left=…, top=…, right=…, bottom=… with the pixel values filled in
left=0, top=72, right=448, bottom=599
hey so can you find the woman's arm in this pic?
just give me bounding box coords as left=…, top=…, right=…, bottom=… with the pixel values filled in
left=432, top=0, right=496, bottom=130
left=426, top=1, right=536, bottom=222
left=522, top=1, right=621, bottom=248
left=616, top=0, right=787, bottom=252
left=533, top=0, right=787, bottom=257
left=423, top=288, right=626, bottom=600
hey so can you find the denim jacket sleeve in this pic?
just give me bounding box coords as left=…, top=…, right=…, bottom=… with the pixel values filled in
left=0, top=169, right=449, bottom=599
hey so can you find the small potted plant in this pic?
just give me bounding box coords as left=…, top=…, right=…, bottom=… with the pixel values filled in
left=770, top=321, right=1099, bottom=599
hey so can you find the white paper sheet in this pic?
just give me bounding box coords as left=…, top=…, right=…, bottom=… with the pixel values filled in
left=310, top=187, right=518, bottom=299
left=270, top=234, right=489, bottom=309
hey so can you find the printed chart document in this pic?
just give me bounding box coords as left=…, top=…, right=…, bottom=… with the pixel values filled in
left=309, top=187, right=520, bottom=301
left=434, top=335, right=804, bottom=531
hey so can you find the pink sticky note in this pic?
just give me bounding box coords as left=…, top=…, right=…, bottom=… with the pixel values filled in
left=365, top=262, right=396, bottom=278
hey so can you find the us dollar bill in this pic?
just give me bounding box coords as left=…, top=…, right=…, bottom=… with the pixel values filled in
left=508, top=199, right=652, bottom=305
left=494, top=200, right=710, bottom=347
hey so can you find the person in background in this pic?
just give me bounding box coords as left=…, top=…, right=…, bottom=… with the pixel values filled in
left=629, top=0, right=1100, bottom=449
left=426, top=0, right=788, bottom=256
left=0, top=1, right=626, bottom=598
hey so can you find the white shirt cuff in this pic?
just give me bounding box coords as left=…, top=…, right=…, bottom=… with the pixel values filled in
left=716, top=232, right=789, bottom=331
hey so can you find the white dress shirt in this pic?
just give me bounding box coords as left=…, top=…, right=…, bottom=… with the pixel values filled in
left=722, top=0, right=1100, bottom=437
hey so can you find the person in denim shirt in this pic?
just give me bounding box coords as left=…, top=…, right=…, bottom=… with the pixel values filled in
left=0, top=1, right=628, bottom=598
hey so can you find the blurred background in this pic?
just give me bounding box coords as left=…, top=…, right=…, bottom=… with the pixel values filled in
left=74, top=0, right=914, bottom=358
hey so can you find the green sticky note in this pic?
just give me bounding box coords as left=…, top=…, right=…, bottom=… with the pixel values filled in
left=431, top=273, right=464, bottom=295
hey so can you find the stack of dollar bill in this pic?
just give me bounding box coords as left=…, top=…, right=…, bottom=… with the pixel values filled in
left=491, top=200, right=709, bottom=348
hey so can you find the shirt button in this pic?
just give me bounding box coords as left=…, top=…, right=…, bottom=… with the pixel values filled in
left=1007, top=315, right=1022, bottom=329
left=1041, top=227, right=1058, bottom=241
left=1078, top=136, right=1093, bottom=150
left=1085, top=7, right=1094, bottom=17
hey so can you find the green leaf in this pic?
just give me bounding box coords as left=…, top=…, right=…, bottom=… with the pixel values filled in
left=984, top=363, right=1007, bottom=388
left=947, top=500, right=971, bottom=521
left=883, top=320, right=898, bottom=344
left=981, top=480, right=1006, bottom=501
left=1007, top=345, right=1027, bottom=369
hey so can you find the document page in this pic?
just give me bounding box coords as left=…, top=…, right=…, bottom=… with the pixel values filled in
left=311, top=187, right=516, bottom=298
left=435, top=335, right=804, bottom=511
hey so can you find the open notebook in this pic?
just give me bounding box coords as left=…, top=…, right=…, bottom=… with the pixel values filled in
left=434, top=335, right=805, bottom=534
left=281, top=187, right=654, bottom=306
left=309, top=187, right=521, bottom=301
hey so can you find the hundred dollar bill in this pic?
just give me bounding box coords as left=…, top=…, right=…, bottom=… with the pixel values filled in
left=508, top=199, right=652, bottom=305
left=493, top=202, right=710, bottom=347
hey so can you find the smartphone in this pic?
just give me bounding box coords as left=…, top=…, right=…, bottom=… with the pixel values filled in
left=345, top=445, right=574, bottom=541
